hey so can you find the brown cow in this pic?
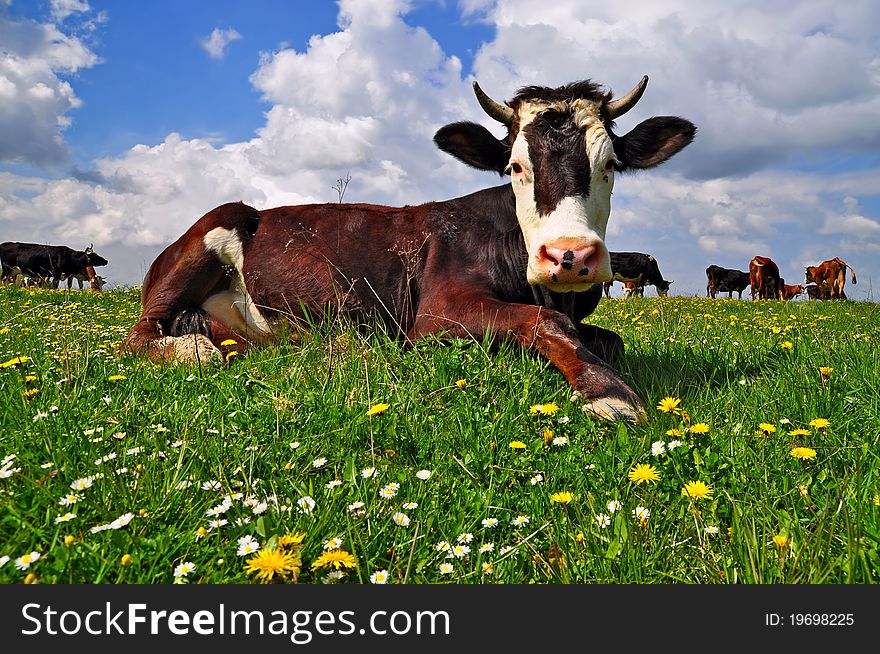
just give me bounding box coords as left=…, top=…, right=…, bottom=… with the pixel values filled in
left=804, top=257, right=856, bottom=300
left=780, top=281, right=805, bottom=300
left=749, top=256, right=782, bottom=300
left=121, top=76, right=696, bottom=423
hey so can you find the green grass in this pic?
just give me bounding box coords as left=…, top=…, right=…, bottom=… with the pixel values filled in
left=1, top=284, right=878, bottom=584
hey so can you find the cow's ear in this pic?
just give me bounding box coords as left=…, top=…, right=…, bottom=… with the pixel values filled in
left=613, top=116, right=696, bottom=171
left=434, top=121, right=509, bottom=174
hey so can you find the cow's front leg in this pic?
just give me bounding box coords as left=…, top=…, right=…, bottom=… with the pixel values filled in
left=410, top=296, right=645, bottom=423
left=576, top=324, right=625, bottom=366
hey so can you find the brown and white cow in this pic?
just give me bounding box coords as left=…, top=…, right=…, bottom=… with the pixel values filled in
left=780, top=281, right=805, bottom=301
left=122, top=76, right=696, bottom=423
left=804, top=257, right=856, bottom=300
left=749, top=256, right=782, bottom=300
left=63, top=265, right=105, bottom=291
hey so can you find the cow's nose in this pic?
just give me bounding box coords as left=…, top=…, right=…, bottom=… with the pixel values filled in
left=537, top=241, right=603, bottom=284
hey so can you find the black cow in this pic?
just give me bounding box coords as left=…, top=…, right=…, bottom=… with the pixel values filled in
left=0, top=242, right=108, bottom=288
left=706, top=265, right=751, bottom=299
left=602, top=252, right=671, bottom=298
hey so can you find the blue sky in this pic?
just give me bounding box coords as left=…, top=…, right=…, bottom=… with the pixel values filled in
left=1, top=0, right=879, bottom=298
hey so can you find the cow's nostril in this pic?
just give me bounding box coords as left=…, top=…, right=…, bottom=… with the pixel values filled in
left=539, top=245, right=559, bottom=267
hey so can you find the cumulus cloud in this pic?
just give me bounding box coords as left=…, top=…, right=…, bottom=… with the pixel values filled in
left=0, top=5, right=99, bottom=166
left=199, top=27, right=243, bottom=59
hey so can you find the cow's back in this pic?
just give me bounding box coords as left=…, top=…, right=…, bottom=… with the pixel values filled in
left=242, top=202, right=436, bottom=331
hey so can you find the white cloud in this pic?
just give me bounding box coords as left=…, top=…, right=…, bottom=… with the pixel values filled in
left=0, top=7, right=98, bottom=166
left=199, top=27, right=243, bottom=60
left=50, top=0, right=90, bottom=22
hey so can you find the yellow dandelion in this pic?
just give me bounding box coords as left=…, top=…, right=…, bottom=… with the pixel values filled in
left=809, top=418, right=830, bottom=429
left=225, top=350, right=238, bottom=361
left=509, top=440, right=527, bottom=450
left=277, top=532, right=307, bottom=549
left=758, top=422, right=777, bottom=435
left=120, top=554, right=133, bottom=567
left=22, top=388, right=39, bottom=397
left=550, top=491, right=575, bottom=504
left=689, top=422, right=710, bottom=435
left=366, top=402, right=390, bottom=416
left=63, top=535, right=76, bottom=547
left=0, top=355, right=30, bottom=368
left=665, top=428, right=683, bottom=437
left=108, top=374, right=126, bottom=381
left=773, top=534, right=790, bottom=549
left=818, top=366, right=833, bottom=376
left=455, top=379, right=467, bottom=389
left=220, top=339, right=238, bottom=346
left=24, top=374, right=37, bottom=382
left=543, top=429, right=554, bottom=442
left=656, top=396, right=681, bottom=414
left=873, top=494, right=879, bottom=506
left=628, top=463, right=661, bottom=485
left=790, top=447, right=817, bottom=460
left=780, top=341, right=793, bottom=350
left=529, top=402, right=560, bottom=415
left=245, top=548, right=301, bottom=583
left=311, top=550, right=357, bottom=571
left=788, top=428, right=811, bottom=437
left=682, top=480, right=714, bottom=500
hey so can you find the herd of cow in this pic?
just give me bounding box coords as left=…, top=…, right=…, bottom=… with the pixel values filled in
left=0, top=75, right=861, bottom=426
left=602, top=253, right=857, bottom=302
left=0, top=241, right=108, bottom=291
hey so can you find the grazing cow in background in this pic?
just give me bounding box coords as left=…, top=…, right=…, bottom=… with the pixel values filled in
left=601, top=280, right=643, bottom=298
left=0, top=242, right=108, bottom=288
left=63, top=265, right=106, bottom=291
left=749, top=256, right=782, bottom=300
left=804, top=258, right=856, bottom=300
left=705, top=265, right=750, bottom=299
left=804, top=284, right=823, bottom=300
left=622, top=281, right=643, bottom=298
left=780, top=281, right=805, bottom=301
left=602, top=252, right=671, bottom=298
left=122, top=75, right=696, bottom=423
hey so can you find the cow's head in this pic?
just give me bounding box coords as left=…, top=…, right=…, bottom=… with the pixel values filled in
left=84, top=244, right=109, bottom=267
left=804, top=266, right=817, bottom=285
left=435, top=76, right=696, bottom=292
left=656, top=279, right=672, bottom=297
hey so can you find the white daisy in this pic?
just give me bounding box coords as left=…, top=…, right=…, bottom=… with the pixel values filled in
left=370, top=569, right=390, bottom=584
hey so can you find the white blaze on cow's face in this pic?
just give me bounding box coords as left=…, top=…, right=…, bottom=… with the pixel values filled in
left=509, top=99, right=615, bottom=292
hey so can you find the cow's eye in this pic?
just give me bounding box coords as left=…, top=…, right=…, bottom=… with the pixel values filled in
left=506, top=161, right=523, bottom=175
left=603, top=158, right=619, bottom=173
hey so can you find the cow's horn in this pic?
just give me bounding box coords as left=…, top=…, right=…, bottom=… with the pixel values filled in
left=473, top=81, right=514, bottom=125
left=606, top=75, right=649, bottom=119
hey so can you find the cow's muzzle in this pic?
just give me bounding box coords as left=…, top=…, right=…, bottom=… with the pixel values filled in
left=533, top=239, right=610, bottom=288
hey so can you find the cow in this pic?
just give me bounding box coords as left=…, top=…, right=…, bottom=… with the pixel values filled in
left=622, top=281, right=643, bottom=298
left=804, top=258, right=856, bottom=301
left=121, top=75, right=696, bottom=423
left=804, top=284, right=823, bottom=300
left=705, top=265, right=750, bottom=299
left=780, top=281, right=805, bottom=301
left=62, top=265, right=106, bottom=291
left=0, top=242, right=108, bottom=289
left=749, top=256, right=782, bottom=300
left=601, top=252, right=671, bottom=298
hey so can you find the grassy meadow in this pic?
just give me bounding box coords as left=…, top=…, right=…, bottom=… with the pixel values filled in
left=0, top=283, right=878, bottom=584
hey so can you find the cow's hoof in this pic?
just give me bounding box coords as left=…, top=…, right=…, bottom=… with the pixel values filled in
left=155, top=335, right=222, bottom=365
left=584, top=397, right=647, bottom=424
